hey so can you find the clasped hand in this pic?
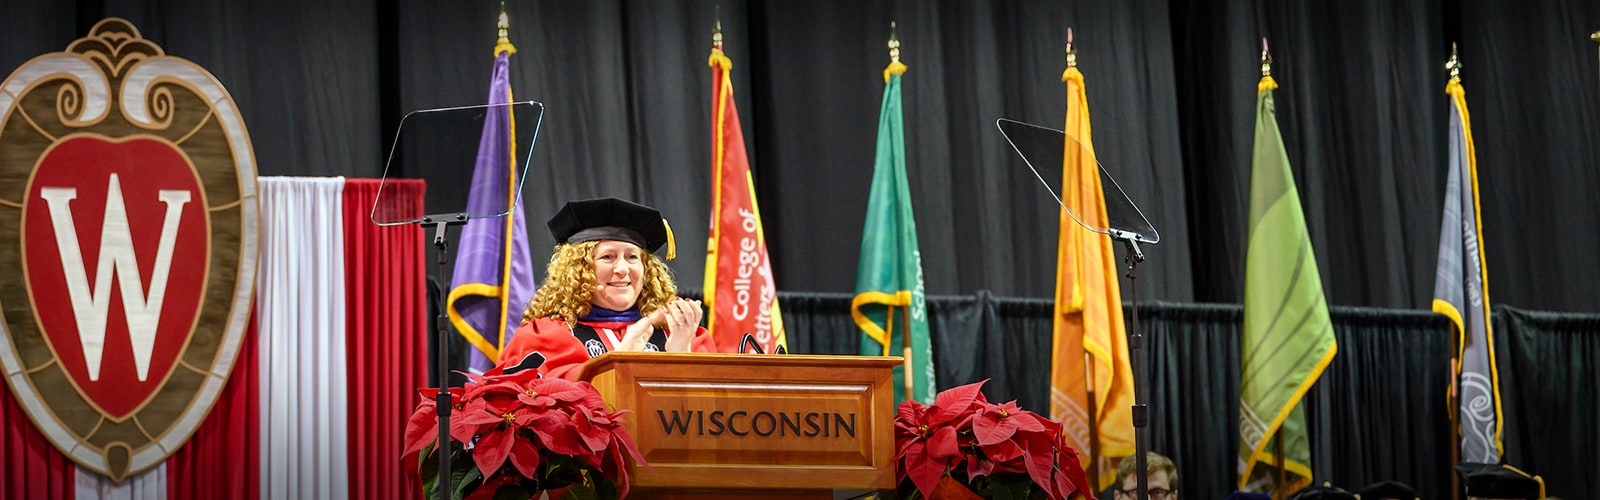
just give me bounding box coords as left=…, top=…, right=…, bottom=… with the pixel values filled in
left=616, top=297, right=703, bottom=352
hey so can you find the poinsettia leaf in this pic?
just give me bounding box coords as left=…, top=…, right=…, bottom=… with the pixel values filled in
left=464, top=474, right=520, bottom=500
left=974, top=412, right=1020, bottom=446
left=610, top=425, right=647, bottom=467
left=897, top=432, right=922, bottom=460
left=967, top=455, right=995, bottom=481
left=605, top=441, right=633, bottom=499
left=537, top=378, right=590, bottom=402
left=403, top=406, right=441, bottom=462
left=981, top=438, right=1023, bottom=463
left=929, top=380, right=986, bottom=425
left=926, top=426, right=962, bottom=461
left=897, top=441, right=924, bottom=484
left=906, top=449, right=949, bottom=498
left=1011, top=410, right=1049, bottom=434
left=465, top=382, right=524, bottom=403
left=506, top=436, right=541, bottom=480
left=572, top=414, right=611, bottom=452
left=1056, top=447, right=1091, bottom=500
left=896, top=399, right=927, bottom=419
left=1019, top=440, right=1056, bottom=499
left=530, top=413, right=589, bottom=455
left=459, top=370, right=493, bottom=386
left=451, top=457, right=482, bottom=500
left=471, top=428, right=514, bottom=479
left=419, top=443, right=440, bottom=493
left=456, top=399, right=501, bottom=420
left=517, top=392, right=557, bottom=408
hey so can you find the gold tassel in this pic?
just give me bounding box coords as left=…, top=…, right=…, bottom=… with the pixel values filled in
left=661, top=218, right=677, bottom=260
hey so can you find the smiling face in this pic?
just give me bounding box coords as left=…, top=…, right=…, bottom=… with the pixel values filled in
left=590, top=240, right=646, bottom=311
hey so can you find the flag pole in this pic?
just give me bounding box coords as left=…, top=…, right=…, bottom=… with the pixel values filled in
left=1592, top=31, right=1599, bottom=93
left=1261, top=36, right=1288, bottom=500
left=902, top=306, right=915, bottom=400
left=1445, top=44, right=1464, bottom=500
left=1273, top=436, right=1287, bottom=500
left=885, top=22, right=917, bottom=402
left=1065, top=27, right=1106, bottom=490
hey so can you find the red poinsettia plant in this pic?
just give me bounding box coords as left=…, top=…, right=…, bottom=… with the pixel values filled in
left=402, top=365, right=645, bottom=499
left=894, top=380, right=1092, bottom=500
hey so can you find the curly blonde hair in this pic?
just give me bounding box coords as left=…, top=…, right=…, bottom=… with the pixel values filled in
left=522, top=241, right=678, bottom=325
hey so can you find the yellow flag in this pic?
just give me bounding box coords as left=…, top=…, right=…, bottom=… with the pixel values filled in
left=1051, top=65, right=1137, bottom=489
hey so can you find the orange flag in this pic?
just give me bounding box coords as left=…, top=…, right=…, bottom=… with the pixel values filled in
left=1052, top=61, right=1136, bottom=489
left=704, top=42, right=786, bottom=354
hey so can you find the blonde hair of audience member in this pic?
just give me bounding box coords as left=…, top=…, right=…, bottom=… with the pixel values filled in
left=1115, top=452, right=1178, bottom=500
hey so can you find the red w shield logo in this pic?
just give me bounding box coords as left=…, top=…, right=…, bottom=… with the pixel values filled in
left=0, top=19, right=257, bottom=482
left=24, top=137, right=210, bottom=419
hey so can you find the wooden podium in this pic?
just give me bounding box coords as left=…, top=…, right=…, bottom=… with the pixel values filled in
left=578, top=352, right=902, bottom=498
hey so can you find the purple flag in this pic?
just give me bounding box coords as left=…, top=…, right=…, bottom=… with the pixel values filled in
left=447, top=49, right=535, bottom=373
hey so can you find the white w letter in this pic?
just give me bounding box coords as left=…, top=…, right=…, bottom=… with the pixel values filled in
left=39, top=173, right=190, bottom=381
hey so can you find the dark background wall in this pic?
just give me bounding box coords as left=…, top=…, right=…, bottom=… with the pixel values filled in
left=6, top=0, right=1596, bottom=312
left=6, top=1, right=1599, bottom=497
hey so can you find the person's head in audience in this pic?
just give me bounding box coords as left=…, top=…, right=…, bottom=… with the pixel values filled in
left=1355, top=480, right=1417, bottom=500
left=1115, top=452, right=1177, bottom=500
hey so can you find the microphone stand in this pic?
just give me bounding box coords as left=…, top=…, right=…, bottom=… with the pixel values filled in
left=422, top=212, right=467, bottom=500
left=1110, top=229, right=1150, bottom=500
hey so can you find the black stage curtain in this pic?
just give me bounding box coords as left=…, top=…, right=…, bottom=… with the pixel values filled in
left=1495, top=307, right=1600, bottom=499
left=7, top=0, right=1597, bottom=311
left=4, top=0, right=1597, bottom=496
left=771, top=292, right=1599, bottom=498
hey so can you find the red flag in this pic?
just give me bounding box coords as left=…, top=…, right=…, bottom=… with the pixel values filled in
left=704, top=43, right=786, bottom=354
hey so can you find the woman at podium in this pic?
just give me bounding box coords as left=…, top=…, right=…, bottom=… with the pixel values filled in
left=499, top=198, right=716, bottom=379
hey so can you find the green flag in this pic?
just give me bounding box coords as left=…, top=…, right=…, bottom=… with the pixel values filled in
left=1237, top=76, right=1338, bottom=495
left=853, top=61, right=934, bottom=404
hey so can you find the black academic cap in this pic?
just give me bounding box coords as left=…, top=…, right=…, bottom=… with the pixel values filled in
left=547, top=198, right=675, bottom=258
left=1356, top=480, right=1417, bottom=500
left=1288, top=482, right=1357, bottom=500
left=1455, top=462, right=1544, bottom=499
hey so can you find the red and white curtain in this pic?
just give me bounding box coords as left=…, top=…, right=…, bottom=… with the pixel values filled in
left=0, top=177, right=427, bottom=499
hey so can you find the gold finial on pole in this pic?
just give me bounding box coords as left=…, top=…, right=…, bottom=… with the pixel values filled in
left=1066, top=27, right=1077, bottom=68
left=883, top=21, right=908, bottom=83
left=1592, top=30, right=1599, bottom=43
left=888, top=21, right=901, bottom=64
left=713, top=5, right=723, bottom=49
left=1260, top=37, right=1272, bottom=76
left=1446, top=42, right=1462, bottom=82
left=493, top=1, right=516, bottom=56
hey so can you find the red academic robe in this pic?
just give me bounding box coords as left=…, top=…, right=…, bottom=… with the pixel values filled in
left=499, top=316, right=716, bottom=380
